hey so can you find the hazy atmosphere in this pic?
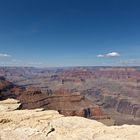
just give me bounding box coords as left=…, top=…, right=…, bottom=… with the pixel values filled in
left=0, top=0, right=140, bottom=66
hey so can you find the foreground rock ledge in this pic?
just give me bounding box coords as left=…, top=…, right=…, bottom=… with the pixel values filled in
left=0, top=109, right=139, bottom=140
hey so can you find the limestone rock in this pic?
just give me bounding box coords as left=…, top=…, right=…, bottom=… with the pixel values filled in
left=0, top=109, right=139, bottom=140
left=0, top=98, right=21, bottom=111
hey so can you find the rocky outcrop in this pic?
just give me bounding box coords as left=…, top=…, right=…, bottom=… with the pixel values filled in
left=0, top=108, right=140, bottom=140
left=0, top=98, right=21, bottom=111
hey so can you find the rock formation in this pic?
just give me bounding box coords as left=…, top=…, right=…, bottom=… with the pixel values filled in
left=0, top=98, right=21, bottom=111
left=1, top=67, right=140, bottom=125
left=16, top=87, right=110, bottom=121
left=0, top=77, right=111, bottom=124
left=0, top=100, right=139, bottom=140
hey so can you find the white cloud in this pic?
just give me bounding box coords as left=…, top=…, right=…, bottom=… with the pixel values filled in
left=0, top=53, right=11, bottom=57
left=97, top=52, right=120, bottom=58
left=106, top=52, right=120, bottom=57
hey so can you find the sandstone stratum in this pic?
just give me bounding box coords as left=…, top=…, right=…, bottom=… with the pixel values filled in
left=0, top=99, right=140, bottom=140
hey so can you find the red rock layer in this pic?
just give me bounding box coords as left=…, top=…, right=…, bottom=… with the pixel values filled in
left=0, top=77, right=108, bottom=120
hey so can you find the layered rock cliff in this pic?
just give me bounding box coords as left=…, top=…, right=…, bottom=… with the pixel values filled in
left=0, top=77, right=111, bottom=123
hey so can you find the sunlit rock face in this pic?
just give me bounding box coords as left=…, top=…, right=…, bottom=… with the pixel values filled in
left=0, top=106, right=140, bottom=140
left=0, top=98, right=21, bottom=111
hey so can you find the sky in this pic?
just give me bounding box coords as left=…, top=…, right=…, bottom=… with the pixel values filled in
left=0, top=0, right=140, bottom=67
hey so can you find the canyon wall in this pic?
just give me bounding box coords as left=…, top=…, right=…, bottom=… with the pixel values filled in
left=0, top=67, right=140, bottom=124
left=0, top=77, right=110, bottom=124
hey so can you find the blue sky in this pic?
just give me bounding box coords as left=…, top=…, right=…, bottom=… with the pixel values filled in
left=0, top=0, right=140, bottom=67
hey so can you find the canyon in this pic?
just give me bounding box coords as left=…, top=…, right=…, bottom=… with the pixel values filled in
left=0, top=76, right=111, bottom=125
left=0, top=98, right=140, bottom=140
left=0, top=66, right=140, bottom=125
